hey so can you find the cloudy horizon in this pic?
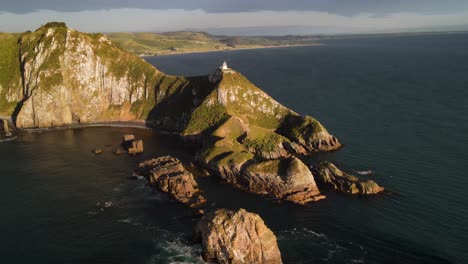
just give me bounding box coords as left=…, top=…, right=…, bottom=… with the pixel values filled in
left=1, top=1, right=468, bottom=35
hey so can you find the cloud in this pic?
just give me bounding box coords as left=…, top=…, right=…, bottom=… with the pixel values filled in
left=2, top=0, right=468, bottom=16
left=1, top=8, right=468, bottom=34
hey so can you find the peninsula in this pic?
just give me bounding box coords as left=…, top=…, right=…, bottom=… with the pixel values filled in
left=0, top=22, right=384, bottom=263
left=106, top=31, right=321, bottom=56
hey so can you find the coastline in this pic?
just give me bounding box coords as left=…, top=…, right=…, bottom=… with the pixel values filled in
left=14, top=121, right=176, bottom=135
left=140, top=43, right=322, bottom=57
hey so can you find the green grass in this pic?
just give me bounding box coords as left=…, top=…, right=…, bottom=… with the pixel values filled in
left=107, top=31, right=226, bottom=55
left=107, top=31, right=319, bottom=56
left=218, top=72, right=290, bottom=129
left=246, top=159, right=282, bottom=174
left=184, top=103, right=229, bottom=135
left=244, top=131, right=283, bottom=153
left=278, top=114, right=325, bottom=140
left=0, top=33, right=20, bottom=115
left=199, top=139, right=254, bottom=167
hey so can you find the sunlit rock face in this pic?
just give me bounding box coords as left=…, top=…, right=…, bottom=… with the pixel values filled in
left=195, top=208, right=283, bottom=264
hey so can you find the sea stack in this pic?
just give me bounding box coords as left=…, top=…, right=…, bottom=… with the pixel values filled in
left=195, top=208, right=282, bottom=264
left=2, top=120, right=11, bottom=137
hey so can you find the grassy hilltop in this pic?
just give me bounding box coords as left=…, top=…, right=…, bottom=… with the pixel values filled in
left=106, top=31, right=320, bottom=55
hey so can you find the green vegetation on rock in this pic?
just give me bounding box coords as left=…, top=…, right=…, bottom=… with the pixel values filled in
left=0, top=33, right=20, bottom=115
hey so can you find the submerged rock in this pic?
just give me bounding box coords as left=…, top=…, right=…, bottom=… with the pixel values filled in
left=136, top=156, right=206, bottom=207
left=194, top=208, right=282, bottom=264
left=92, top=148, right=103, bottom=155
left=312, top=161, right=384, bottom=195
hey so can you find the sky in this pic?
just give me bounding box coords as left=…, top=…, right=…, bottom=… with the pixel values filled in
left=1, top=0, right=468, bottom=35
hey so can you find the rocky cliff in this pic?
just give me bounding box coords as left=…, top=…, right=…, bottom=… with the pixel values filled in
left=0, top=22, right=212, bottom=130
left=0, top=23, right=382, bottom=205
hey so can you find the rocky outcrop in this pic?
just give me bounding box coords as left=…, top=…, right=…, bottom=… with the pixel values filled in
left=121, top=134, right=144, bottom=155
left=2, top=120, right=11, bottom=137
left=243, top=157, right=325, bottom=204
left=194, top=208, right=282, bottom=264
left=200, top=155, right=325, bottom=205
left=277, top=114, right=341, bottom=152
left=136, top=156, right=206, bottom=207
left=312, top=161, right=384, bottom=195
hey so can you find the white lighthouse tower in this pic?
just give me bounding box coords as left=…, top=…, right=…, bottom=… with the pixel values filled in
left=221, top=61, right=228, bottom=70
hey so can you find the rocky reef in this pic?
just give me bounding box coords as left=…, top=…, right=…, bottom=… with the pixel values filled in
left=312, top=161, right=384, bottom=195
left=135, top=156, right=206, bottom=208
left=195, top=208, right=282, bottom=264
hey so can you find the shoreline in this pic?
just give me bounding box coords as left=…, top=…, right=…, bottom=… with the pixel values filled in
left=140, top=43, right=322, bottom=57
left=13, top=121, right=179, bottom=135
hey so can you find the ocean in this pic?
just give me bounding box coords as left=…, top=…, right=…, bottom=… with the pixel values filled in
left=1, top=33, right=467, bottom=264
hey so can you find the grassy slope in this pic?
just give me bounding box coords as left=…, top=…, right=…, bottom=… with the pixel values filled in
left=107, top=31, right=319, bottom=56
left=0, top=33, right=21, bottom=115
left=186, top=71, right=296, bottom=166
left=107, top=31, right=226, bottom=55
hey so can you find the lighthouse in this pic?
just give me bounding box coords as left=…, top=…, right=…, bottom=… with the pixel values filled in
left=221, top=61, right=228, bottom=70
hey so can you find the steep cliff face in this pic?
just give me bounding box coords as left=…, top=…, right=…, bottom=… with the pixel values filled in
left=0, top=23, right=212, bottom=129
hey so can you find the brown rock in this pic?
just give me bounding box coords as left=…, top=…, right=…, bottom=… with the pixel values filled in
left=92, top=148, right=103, bottom=155
left=2, top=120, right=9, bottom=133
left=312, top=161, right=384, bottom=195
left=194, top=208, right=282, bottom=264
left=2, top=120, right=11, bottom=137
left=136, top=156, right=206, bottom=207
left=122, top=134, right=135, bottom=142
left=241, top=157, right=325, bottom=204
left=128, top=139, right=144, bottom=155
left=113, top=147, right=124, bottom=155
left=120, top=135, right=144, bottom=155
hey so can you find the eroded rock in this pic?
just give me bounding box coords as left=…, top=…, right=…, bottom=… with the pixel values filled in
left=194, top=208, right=282, bottom=264
left=202, top=155, right=325, bottom=205
left=2, top=120, right=12, bottom=137
left=92, top=148, right=103, bottom=155
left=312, top=161, right=384, bottom=195
left=121, top=134, right=144, bottom=155
left=136, top=156, right=206, bottom=207
left=278, top=115, right=341, bottom=152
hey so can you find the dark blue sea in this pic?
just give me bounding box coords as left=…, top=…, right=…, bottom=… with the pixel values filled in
left=1, top=33, right=467, bottom=263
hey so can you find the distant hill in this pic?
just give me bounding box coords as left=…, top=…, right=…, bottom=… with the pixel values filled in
left=106, top=31, right=320, bottom=55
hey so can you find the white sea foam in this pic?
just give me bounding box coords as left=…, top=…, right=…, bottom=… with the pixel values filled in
left=117, top=218, right=133, bottom=224
left=357, top=170, right=373, bottom=175
left=146, top=229, right=205, bottom=264
left=0, top=136, right=17, bottom=142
